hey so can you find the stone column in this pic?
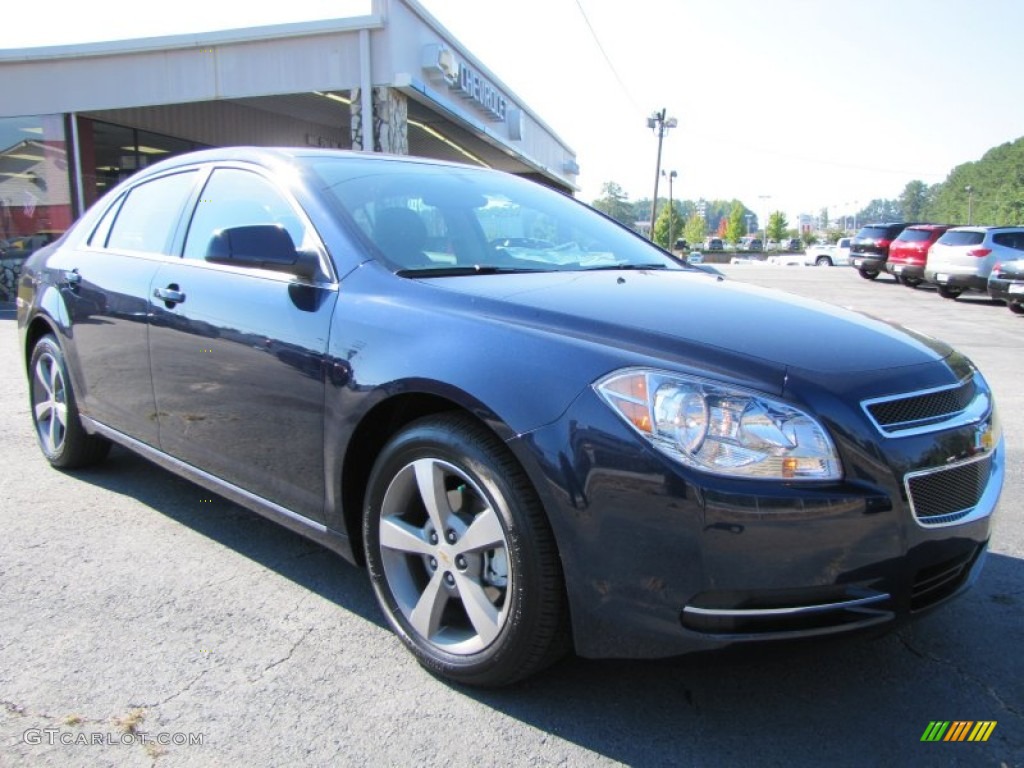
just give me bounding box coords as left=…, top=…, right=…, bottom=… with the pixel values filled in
left=350, top=86, right=408, bottom=155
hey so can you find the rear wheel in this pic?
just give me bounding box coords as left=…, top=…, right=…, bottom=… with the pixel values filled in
left=938, top=286, right=963, bottom=299
left=363, top=413, right=568, bottom=686
left=28, top=335, right=110, bottom=468
left=815, top=256, right=832, bottom=267
left=858, top=268, right=878, bottom=280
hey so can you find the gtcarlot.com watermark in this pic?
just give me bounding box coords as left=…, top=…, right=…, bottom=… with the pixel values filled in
left=21, top=728, right=204, bottom=747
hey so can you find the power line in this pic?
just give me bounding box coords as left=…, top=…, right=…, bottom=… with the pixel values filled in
left=573, top=0, right=644, bottom=116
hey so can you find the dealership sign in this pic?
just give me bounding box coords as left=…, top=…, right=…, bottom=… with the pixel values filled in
left=421, top=44, right=511, bottom=124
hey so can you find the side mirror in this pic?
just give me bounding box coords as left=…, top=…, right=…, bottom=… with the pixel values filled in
left=205, top=224, right=319, bottom=280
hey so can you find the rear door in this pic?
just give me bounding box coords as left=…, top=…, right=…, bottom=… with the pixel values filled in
left=49, top=169, right=200, bottom=445
left=148, top=165, right=339, bottom=522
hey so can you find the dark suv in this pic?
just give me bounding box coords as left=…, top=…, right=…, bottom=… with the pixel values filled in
left=851, top=223, right=914, bottom=280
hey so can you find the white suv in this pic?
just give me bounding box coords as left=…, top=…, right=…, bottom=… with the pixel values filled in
left=925, top=226, right=1024, bottom=299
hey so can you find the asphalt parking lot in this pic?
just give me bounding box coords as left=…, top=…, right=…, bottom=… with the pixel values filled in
left=1, top=265, right=1021, bottom=767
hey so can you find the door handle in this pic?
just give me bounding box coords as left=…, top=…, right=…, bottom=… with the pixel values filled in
left=154, top=285, right=186, bottom=305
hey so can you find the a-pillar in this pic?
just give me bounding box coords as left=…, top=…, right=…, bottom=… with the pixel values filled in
left=350, top=86, right=408, bottom=154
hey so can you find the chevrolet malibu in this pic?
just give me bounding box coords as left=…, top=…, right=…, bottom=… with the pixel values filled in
left=17, top=148, right=1004, bottom=686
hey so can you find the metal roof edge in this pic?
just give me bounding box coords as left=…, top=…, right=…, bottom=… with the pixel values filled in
left=0, top=14, right=384, bottom=62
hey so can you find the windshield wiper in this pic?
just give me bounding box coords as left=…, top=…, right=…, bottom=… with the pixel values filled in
left=576, top=263, right=669, bottom=271
left=395, top=265, right=544, bottom=277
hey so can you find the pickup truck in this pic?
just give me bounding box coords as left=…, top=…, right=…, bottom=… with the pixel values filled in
left=804, top=238, right=851, bottom=267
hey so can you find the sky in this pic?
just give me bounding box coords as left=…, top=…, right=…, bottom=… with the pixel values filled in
left=3, top=0, right=1023, bottom=226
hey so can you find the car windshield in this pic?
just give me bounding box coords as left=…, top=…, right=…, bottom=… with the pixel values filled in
left=306, top=157, right=680, bottom=274
left=938, top=231, right=985, bottom=246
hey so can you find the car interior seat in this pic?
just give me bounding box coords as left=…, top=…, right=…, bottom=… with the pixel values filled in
left=372, top=207, right=428, bottom=267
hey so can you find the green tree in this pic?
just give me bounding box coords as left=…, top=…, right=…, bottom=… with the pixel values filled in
left=683, top=214, right=705, bottom=246
left=725, top=201, right=747, bottom=245
left=856, top=198, right=902, bottom=223
left=899, top=180, right=931, bottom=221
left=766, top=211, right=788, bottom=242
left=653, top=201, right=685, bottom=248
left=590, top=182, right=635, bottom=227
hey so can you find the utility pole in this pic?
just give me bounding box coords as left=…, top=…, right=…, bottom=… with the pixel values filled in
left=662, top=169, right=677, bottom=247
left=647, top=109, right=677, bottom=240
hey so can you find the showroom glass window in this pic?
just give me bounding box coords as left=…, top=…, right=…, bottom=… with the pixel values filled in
left=182, top=168, right=315, bottom=260
left=0, top=115, right=73, bottom=262
left=103, top=171, right=198, bottom=254
left=76, top=118, right=207, bottom=210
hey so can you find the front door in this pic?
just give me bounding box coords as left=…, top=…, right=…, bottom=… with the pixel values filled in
left=148, top=166, right=338, bottom=522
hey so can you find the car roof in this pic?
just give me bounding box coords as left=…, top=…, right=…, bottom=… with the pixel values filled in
left=944, top=225, right=1024, bottom=232
left=133, top=146, right=485, bottom=179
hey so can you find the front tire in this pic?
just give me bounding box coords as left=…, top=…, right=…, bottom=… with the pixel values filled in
left=28, top=335, right=111, bottom=468
left=815, top=256, right=832, bottom=267
left=363, top=413, right=568, bottom=686
left=1009, top=301, right=1024, bottom=315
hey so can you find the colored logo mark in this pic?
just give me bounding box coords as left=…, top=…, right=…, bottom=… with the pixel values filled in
left=921, top=721, right=997, bottom=742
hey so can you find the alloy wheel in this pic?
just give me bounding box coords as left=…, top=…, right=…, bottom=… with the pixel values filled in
left=377, top=457, right=513, bottom=655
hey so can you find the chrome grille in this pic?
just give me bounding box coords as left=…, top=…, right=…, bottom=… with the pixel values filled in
left=905, top=454, right=992, bottom=527
left=865, top=378, right=976, bottom=433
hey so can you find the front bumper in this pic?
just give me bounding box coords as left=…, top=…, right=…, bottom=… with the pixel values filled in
left=513, top=371, right=1002, bottom=659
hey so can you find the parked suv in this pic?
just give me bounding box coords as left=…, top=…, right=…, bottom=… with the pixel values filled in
left=988, top=258, right=1024, bottom=314
left=703, top=237, right=723, bottom=251
left=850, top=223, right=913, bottom=280
left=925, top=226, right=1024, bottom=299
left=886, top=224, right=954, bottom=288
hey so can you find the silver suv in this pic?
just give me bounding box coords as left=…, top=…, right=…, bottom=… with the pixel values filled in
left=925, top=226, right=1024, bottom=299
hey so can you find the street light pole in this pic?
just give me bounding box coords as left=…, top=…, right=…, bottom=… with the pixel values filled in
left=648, top=109, right=678, bottom=241
left=758, top=194, right=771, bottom=242
left=662, top=169, right=677, bottom=247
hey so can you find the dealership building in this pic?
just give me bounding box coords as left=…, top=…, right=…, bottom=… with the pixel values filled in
left=0, top=0, right=578, bottom=298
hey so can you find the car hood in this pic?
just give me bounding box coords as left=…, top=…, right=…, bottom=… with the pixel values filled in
left=420, top=269, right=953, bottom=376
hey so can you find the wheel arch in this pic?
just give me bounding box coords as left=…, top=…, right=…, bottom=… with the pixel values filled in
left=23, top=314, right=60, bottom=375
left=339, top=390, right=522, bottom=566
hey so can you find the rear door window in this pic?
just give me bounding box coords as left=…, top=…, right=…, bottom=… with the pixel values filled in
left=992, top=231, right=1024, bottom=251
left=104, top=171, right=198, bottom=254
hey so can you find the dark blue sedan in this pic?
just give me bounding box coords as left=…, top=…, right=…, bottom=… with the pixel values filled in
left=16, top=148, right=1004, bottom=686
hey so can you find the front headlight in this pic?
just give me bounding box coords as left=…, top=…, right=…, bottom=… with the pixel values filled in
left=595, top=369, right=842, bottom=481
